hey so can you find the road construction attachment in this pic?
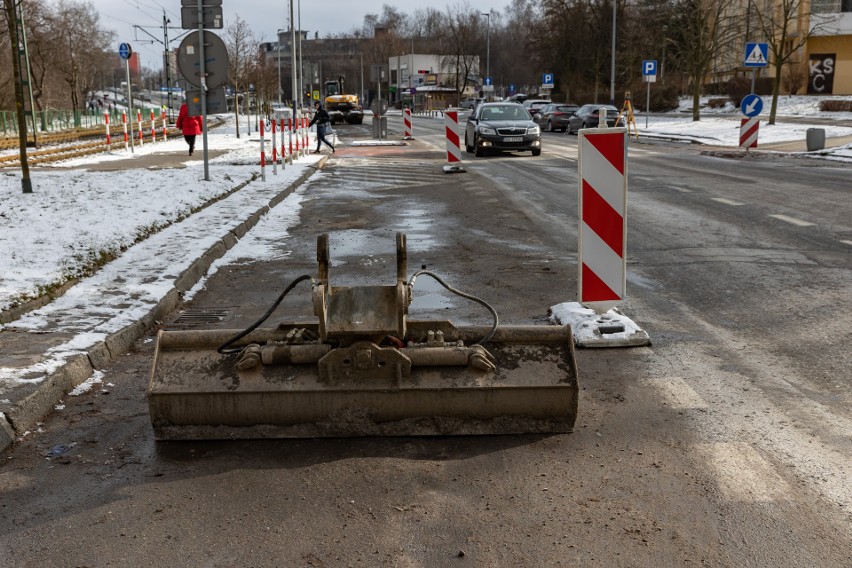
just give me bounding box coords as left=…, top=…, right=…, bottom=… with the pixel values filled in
left=148, top=233, right=579, bottom=439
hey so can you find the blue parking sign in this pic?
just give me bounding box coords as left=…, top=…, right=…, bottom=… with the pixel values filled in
left=642, top=60, right=657, bottom=76
left=542, top=73, right=554, bottom=86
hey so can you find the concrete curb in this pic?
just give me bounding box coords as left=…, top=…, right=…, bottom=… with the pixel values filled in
left=0, top=157, right=327, bottom=454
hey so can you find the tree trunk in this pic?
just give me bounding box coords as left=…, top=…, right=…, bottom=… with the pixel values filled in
left=234, top=83, right=241, bottom=138
left=769, top=60, right=782, bottom=125
left=691, top=79, right=701, bottom=122
left=4, top=0, right=33, bottom=193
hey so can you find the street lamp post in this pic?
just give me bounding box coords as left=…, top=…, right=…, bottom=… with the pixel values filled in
left=610, top=0, right=616, bottom=105
left=481, top=11, right=491, bottom=89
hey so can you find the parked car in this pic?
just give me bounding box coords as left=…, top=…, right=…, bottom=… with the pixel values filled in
left=566, top=104, right=624, bottom=133
left=460, top=97, right=484, bottom=110
left=464, top=102, right=542, bottom=157
left=522, top=98, right=551, bottom=119
left=535, top=103, right=580, bottom=132
left=504, top=93, right=528, bottom=104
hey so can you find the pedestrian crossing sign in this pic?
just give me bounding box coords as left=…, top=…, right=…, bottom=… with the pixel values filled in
left=744, top=43, right=768, bottom=68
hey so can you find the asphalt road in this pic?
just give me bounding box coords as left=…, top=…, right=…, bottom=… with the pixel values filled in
left=1, top=117, right=850, bottom=566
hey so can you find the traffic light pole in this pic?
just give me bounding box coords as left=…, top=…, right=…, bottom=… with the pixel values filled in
left=197, top=0, right=209, bottom=181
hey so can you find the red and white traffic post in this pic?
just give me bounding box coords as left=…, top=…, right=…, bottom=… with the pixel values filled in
left=740, top=118, right=759, bottom=150
left=104, top=111, right=111, bottom=149
left=293, top=114, right=300, bottom=158
left=403, top=107, right=413, bottom=140
left=122, top=111, right=129, bottom=151
left=259, top=118, right=266, bottom=182
left=150, top=110, right=156, bottom=142
left=161, top=109, right=167, bottom=141
left=442, top=110, right=466, bottom=174
left=577, top=128, right=628, bottom=312
left=280, top=118, right=287, bottom=167
left=271, top=118, right=278, bottom=175
left=137, top=110, right=143, bottom=146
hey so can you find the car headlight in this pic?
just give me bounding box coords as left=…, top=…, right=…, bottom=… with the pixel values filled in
left=479, top=126, right=496, bottom=135
left=527, top=125, right=540, bottom=135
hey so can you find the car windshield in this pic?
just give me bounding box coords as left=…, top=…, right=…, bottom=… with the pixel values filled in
left=481, top=106, right=530, bottom=121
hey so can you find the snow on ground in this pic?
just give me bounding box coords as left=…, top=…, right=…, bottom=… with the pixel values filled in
left=0, top=114, right=316, bottom=315
left=0, top=98, right=850, bottom=319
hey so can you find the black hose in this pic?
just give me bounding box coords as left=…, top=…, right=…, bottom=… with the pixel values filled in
left=407, top=270, right=499, bottom=345
left=217, top=274, right=313, bottom=354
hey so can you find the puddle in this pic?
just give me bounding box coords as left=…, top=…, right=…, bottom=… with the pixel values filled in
left=408, top=274, right=455, bottom=311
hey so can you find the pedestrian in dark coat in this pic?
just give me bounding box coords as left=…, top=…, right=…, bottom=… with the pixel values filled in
left=309, top=101, right=335, bottom=154
left=176, top=102, right=204, bottom=155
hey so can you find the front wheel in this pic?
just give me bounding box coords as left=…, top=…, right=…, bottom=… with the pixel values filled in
left=532, top=149, right=541, bottom=157
left=547, top=120, right=554, bottom=132
left=465, top=133, right=473, bottom=153
left=474, top=136, right=484, bottom=157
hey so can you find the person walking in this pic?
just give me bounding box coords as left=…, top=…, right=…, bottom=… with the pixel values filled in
left=309, top=101, right=335, bottom=154
left=176, top=102, right=204, bottom=155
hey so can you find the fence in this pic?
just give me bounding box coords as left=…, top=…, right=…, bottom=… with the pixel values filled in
left=0, top=107, right=162, bottom=136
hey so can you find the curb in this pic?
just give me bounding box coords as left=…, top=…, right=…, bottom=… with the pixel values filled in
left=0, top=157, right=328, bottom=454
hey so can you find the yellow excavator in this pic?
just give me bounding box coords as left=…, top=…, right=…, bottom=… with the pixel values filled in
left=323, top=76, right=364, bottom=125
left=148, top=233, right=579, bottom=439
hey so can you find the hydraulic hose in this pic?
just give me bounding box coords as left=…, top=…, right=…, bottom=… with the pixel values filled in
left=407, top=270, right=499, bottom=345
left=217, top=274, right=313, bottom=354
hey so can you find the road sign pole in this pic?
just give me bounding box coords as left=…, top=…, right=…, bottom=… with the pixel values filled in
left=646, top=82, right=650, bottom=129
left=125, top=58, right=135, bottom=153
left=197, top=0, right=209, bottom=181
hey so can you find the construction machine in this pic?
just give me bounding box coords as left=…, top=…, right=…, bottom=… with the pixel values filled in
left=148, top=233, right=578, bottom=439
left=323, top=76, right=364, bottom=125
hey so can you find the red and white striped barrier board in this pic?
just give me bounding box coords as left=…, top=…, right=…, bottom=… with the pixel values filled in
left=122, top=111, right=128, bottom=151
left=443, top=111, right=466, bottom=173
left=740, top=118, right=759, bottom=149
left=403, top=108, right=413, bottom=139
left=578, top=128, right=628, bottom=311
left=105, top=112, right=111, bottom=148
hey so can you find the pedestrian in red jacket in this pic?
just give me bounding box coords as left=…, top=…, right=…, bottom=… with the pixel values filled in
left=176, top=103, right=204, bottom=155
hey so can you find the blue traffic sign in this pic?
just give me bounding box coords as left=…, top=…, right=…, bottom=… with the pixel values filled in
left=508, top=83, right=516, bottom=94
left=740, top=94, right=763, bottom=118
left=642, top=60, right=657, bottom=76
left=484, top=76, right=492, bottom=86
left=118, top=43, right=133, bottom=60
left=744, top=42, right=768, bottom=68
left=542, top=73, right=554, bottom=85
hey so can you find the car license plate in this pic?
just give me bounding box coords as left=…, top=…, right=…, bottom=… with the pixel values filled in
left=503, top=136, right=523, bottom=142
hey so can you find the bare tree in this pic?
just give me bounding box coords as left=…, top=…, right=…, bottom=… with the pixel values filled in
left=226, top=15, right=256, bottom=138
left=442, top=4, right=480, bottom=99
left=750, top=0, right=833, bottom=124
left=2, top=0, right=32, bottom=192
left=672, top=0, right=741, bottom=121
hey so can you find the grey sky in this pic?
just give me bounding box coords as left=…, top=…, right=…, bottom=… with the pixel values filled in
left=89, top=0, right=507, bottom=72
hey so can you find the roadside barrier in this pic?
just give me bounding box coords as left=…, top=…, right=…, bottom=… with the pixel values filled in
left=442, top=110, right=466, bottom=174
left=104, top=112, right=111, bottom=148
left=577, top=128, right=627, bottom=311
left=271, top=119, right=278, bottom=175
left=150, top=110, right=156, bottom=142
left=740, top=118, right=758, bottom=149
left=403, top=108, right=413, bottom=140
left=259, top=118, right=266, bottom=182
left=122, top=111, right=128, bottom=151
left=161, top=110, right=167, bottom=141
left=137, top=110, right=143, bottom=146
left=280, top=119, right=287, bottom=166
left=302, top=115, right=309, bottom=156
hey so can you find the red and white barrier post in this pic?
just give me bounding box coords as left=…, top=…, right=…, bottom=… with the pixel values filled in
left=271, top=118, right=278, bottom=175
left=302, top=114, right=309, bottom=155
left=105, top=112, right=111, bottom=149
left=278, top=118, right=287, bottom=169
left=122, top=111, right=129, bottom=151
left=294, top=114, right=301, bottom=158
left=403, top=107, right=413, bottom=140
left=259, top=118, right=266, bottom=182
left=150, top=110, right=156, bottom=142
left=442, top=110, right=466, bottom=174
left=161, top=109, right=167, bottom=140
left=740, top=118, right=759, bottom=150
left=137, top=110, right=143, bottom=146
left=577, top=128, right=628, bottom=312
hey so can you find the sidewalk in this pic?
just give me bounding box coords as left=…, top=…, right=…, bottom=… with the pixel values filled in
left=0, top=154, right=327, bottom=453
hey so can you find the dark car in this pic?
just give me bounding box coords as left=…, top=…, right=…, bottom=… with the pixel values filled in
left=460, top=97, right=483, bottom=110
left=566, top=104, right=624, bottom=133
left=464, top=102, right=542, bottom=157
left=535, top=103, right=580, bottom=132
left=522, top=98, right=551, bottom=119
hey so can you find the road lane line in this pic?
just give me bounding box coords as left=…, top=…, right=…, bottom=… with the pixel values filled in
left=710, top=197, right=745, bottom=206
left=841, top=240, right=852, bottom=246
left=769, top=214, right=815, bottom=227
left=698, top=442, right=791, bottom=503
